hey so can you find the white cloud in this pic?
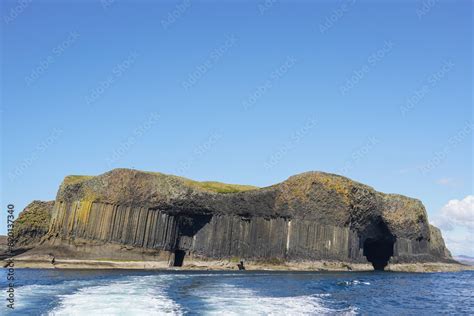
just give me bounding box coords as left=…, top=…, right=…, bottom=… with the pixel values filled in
left=431, top=195, right=474, bottom=256
left=431, top=216, right=454, bottom=231
left=441, top=195, right=474, bottom=228
left=436, top=178, right=457, bottom=187
left=444, top=233, right=474, bottom=257
left=432, top=195, right=474, bottom=230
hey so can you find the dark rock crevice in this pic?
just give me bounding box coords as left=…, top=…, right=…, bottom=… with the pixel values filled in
left=172, top=250, right=186, bottom=267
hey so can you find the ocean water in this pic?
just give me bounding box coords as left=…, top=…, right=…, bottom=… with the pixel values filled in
left=1, top=269, right=473, bottom=315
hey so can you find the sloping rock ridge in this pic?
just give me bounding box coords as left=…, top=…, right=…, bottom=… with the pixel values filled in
left=19, top=169, right=453, bottom=270
left=13, top=200, right=54, bottom=247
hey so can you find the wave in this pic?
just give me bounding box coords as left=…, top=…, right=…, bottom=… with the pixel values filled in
left=337, top=280, right=371, bottom=286
left=12, top=280, right=98, bottom=311
left=50, top=275, right=183, bottom=316
left=195, top=283, right=357, bottom=315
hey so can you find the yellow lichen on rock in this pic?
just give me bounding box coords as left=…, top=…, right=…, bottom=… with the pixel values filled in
left=312, top=173, right=352, bottom=204
left=62, top=175, right=93, bottom=186
left=76, top=200, right=93, bottom=226
left=281, top=172, right=361, bottom=205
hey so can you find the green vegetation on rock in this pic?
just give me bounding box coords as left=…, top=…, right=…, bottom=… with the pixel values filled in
left=184, top=180, right=258, bottom=194
left=63, top=175, right=93, bottom=186
left=12, top=201, right=54, bottom=247
left=140, top=170, right=259, bottom=194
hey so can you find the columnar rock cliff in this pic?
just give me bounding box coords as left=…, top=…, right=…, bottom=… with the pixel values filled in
left=17, top=169, right=452, bottom=270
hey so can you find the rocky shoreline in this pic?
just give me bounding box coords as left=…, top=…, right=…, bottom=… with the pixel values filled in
left=7, top=255, right=472, bottom=273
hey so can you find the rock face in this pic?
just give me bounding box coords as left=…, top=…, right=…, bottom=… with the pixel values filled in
left=12, top=201, right=54, bottom=248
left=23, top=169, right=452, bottom=270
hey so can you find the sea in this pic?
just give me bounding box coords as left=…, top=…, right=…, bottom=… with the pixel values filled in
left=1, top=269, right=473, bottom=315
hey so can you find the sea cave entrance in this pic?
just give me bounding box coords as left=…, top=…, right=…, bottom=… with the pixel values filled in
left=363, top=237, right=394, bottom=270
left=361, top=219, right=395, bottom=271
left=173, top=250, right=186, bottom=267
left=170, top=214, right=213, bottom=268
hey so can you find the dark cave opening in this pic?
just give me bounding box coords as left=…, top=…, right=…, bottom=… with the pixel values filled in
left=177, top=214, right=212, bottom=237
left=171, top=214, right=213, bottom=267
left=173, top=250, right=186, bottom=267
left=363, top=238, right=394, bottom=271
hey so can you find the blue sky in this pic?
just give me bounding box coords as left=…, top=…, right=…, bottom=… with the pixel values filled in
left=1, top=0, right=472, bottom=255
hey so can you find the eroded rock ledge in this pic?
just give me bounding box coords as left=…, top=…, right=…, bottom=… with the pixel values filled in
left=11, top=169, right=456, bottom=271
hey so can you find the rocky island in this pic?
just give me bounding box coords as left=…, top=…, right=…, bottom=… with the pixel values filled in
left=5, top=169, right=466, bottom=272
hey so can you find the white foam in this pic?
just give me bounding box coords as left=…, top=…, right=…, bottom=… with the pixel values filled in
left=353, top=280, right=370, bottom=285
left=50, top=275, right=183, bottom=316
left=13, top=280, right=95, bottom=310
left=339, top=280, right=371, bottom=286
left=12, top=274, right=359, bottom=315
left=196, top=284, right=357, bottom=316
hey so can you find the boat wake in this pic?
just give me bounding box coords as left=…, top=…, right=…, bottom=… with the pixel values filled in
left=193, top=283, right=357, bottom=315
left=51, top=275, right=183, bottom=315
left=9, top=273, right=358, bottom=315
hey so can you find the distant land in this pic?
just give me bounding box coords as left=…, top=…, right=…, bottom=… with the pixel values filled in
left=3, top=168, right=471, bottom=272
left=454, top=255, right=474, bottom=266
